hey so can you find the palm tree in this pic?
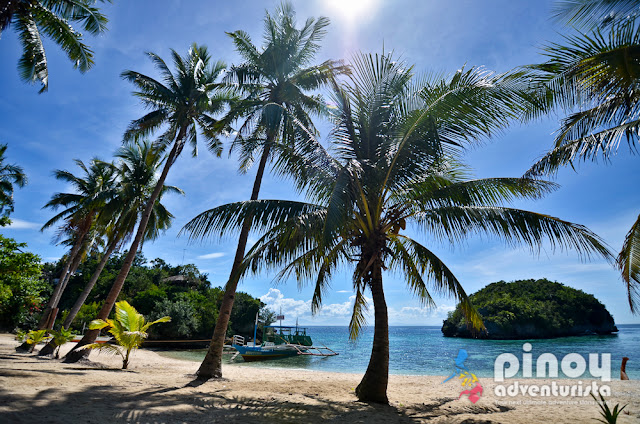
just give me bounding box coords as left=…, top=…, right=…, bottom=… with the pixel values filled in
left=63, top=44, right=231, bottom=363
left=84, top=300, right=170, bottom=369
left=0, top=144, right=27, bottom=216
left=192, top=0, right=346, bottom=382
left=38, top=140, right=181, bottom=356
left=0, top=0, right=110, bottom=92
left=524, top=0, right=640, bottom=312
left=183, top=53, right=612, bottom=403
left=36, top=159, right=117, bottom=332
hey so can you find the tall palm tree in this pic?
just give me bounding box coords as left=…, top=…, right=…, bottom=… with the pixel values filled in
left=39, top=140, right=181, bottom=356
left=524, top=0, right=640, bottom=312
left=183, top=53, right=612, bottom=403
left=0, top=0, right=110, bottom=92
left=36, top=159, right=117, bottom=331
left=64, top=44, right=231, bottom=363
left=192, top=0, right=346, bottom=382
left=0, top=144, right=27, bottom=216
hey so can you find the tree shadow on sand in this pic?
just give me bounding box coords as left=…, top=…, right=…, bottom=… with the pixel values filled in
left=0, top=383, right=514, bottom=424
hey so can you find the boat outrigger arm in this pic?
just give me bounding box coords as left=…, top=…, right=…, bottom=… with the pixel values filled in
left=288, top=343, right=339, bottom=357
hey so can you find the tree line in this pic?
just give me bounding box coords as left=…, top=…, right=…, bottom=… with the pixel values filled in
left=0, top=240, right=274, bottom=339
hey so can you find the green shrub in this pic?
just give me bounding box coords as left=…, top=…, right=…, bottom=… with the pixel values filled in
left=149, top=298, right=200, bottom=339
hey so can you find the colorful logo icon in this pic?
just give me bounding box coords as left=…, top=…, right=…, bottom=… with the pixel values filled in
left=442, top=349, right=483, bottom=403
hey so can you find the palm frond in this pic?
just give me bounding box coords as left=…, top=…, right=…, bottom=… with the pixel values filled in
left=142, top=316, right=171, bottom=332
left=348, top=283, right=369, bottom=340
left=618, top=212, right=640, bottom=313
left=553, top=0, right=640, bottom=29
left=180, top=200, right=323, bottom=242
left=15, top=12, right=48, bottom=92
left=81, top=342, right=124, bottom=359
left=414, top=206, right=613, bottom=261
left=389, top=235, right=484, bottom=331
left=32, top=2, right=94, bottom=73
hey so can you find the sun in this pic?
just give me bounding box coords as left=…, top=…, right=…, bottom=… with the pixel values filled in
left=325, top=0, right=378, bottom=21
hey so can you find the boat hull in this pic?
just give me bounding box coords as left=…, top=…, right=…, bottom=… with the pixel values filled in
left=240, top=352, right=298, bottom=362
left=232, top=344, right=303, bottom=362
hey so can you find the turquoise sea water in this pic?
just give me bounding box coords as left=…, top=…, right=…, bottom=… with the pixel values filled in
left=158, top=324, right=640, bottom=379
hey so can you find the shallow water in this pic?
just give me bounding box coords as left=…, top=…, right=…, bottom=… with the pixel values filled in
left=158, top=324, right=640, bottom=379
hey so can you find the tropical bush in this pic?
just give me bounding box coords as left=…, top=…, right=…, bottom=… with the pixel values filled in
left=58, top=302, right=103, bottom=333
left=0, top=234, right=48, bottom=330
left=149, top=299, right=200, bottom=339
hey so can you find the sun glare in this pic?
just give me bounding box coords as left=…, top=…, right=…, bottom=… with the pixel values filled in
left=325, top=0, right=378, bottom=21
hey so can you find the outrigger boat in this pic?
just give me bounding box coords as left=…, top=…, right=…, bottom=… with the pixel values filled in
left=231, top=315, right=338, bottom=362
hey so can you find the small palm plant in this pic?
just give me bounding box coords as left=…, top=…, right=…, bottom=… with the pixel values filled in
left=25, top=330, right=48, bottom=353
left=48, top=328, right=74, bottom=359
left=592, top=393, right=627, bottom=424
left=84, top=301, right=170, bottom=369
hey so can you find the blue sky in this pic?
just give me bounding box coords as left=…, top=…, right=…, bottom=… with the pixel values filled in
left=1, top=0, right=638, bottom=326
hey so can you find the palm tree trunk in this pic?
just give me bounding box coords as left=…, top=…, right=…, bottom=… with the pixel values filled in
left=36, top=222, right=90, bottom=330
left=17, top=221, right=92, bottom=352
left=63, top=138, right=182, bottom=363
left=38, top=239, right=118, bottom=356
left=355, top=260, right=389, bottom=403
left=64, top=239, right=118, bottom=329
left=196, top=142, right=272, bottom=381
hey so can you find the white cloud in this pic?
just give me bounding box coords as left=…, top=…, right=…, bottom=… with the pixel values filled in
left=336, top=290, right=351, bottom=293
left=261, top=288, right=353, bottom=320
left=7, top=218, right=40, bottom=230
left=197, top=252, right=225, bottom=260
left=388, top=304, right=456, bottom=323
left=260, top=288, right=313, bottom=318
left=259, top=288, right=453, bottom=326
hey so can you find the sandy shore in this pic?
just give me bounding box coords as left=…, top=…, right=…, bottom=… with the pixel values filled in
left=0, top=334, right=638, bottom=423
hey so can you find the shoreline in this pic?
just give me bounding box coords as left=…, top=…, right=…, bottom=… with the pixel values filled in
left=1, top=333, right=639, bottom=423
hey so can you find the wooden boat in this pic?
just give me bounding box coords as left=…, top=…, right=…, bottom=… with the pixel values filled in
left=232, top=340, right=305, bottom=361
left=231, top=318, right=338, bottom=362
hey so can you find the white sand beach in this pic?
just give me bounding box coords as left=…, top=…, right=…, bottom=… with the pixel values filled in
left=0, top=334, right=638, bottom=423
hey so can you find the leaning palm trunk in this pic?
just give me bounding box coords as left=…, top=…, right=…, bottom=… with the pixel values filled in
left=37, top=223, right=90, bottom=330
left=355, top=260, right=389, bottom=403
left=17, top=221, right=92, bottom=351
left=34, top=252, right=84, bottom=354
left=64, top=139, right=181, bottom=363
left=64, top=239, right=118, bottom=329
left=196, top=143, right=271, bottom=380
left=39, top=239, right=118, bottom=356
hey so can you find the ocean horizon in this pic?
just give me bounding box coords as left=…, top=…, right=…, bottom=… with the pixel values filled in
left=158, top=324, right=640, bottom=379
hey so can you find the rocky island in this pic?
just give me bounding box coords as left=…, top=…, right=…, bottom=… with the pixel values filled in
left=442, top=279, right=618, bottom=339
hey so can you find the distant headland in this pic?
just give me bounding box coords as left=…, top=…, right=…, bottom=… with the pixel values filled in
left=442, top=279, right=618, bottom=339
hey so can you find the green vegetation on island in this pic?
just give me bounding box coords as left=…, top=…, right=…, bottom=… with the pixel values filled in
left=442, top=279, right=618, bottom=339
